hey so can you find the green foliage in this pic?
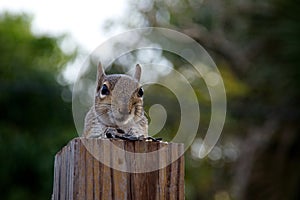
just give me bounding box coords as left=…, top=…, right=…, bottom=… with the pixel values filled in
left=0, top=13, right=76, bottom=200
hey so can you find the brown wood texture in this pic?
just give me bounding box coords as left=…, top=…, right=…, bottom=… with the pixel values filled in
left=52, top=138, right=184, bottom=200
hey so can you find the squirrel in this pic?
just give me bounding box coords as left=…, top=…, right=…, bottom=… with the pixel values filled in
left=83, top=62, right=148, bottom=138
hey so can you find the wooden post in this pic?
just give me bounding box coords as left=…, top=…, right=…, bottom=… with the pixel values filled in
left=52, top=138, right=184, bottom=200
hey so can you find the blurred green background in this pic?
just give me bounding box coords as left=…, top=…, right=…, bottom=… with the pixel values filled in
left=0, top=0, right=299, bottom=199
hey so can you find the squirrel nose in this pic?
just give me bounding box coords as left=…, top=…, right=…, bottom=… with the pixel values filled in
left=118, top=107, right=130, bottom=115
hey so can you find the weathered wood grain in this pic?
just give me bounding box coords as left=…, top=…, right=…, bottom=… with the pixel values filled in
left=52, top=138, right=184, bottom=200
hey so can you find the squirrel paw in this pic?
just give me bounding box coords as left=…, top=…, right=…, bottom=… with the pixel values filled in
left=105, top=127, right=144, bottom=141
left=105, top=127, right=118, bottom=138
left=145, top=136, right=163, bottom=142
left=115, top=133, right=144, bottom=141
left=105, top=127, right=127, bottom=139
left=126, top=128, right=142, bottom=136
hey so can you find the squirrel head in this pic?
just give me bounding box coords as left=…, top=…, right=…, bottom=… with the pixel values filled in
left=94, top=62, right=145, bottom=127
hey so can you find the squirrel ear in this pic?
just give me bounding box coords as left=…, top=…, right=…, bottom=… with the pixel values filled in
left=96, top=62, right=106, bottom=93
left=134, top=64, right=142, bottom=82
left=97, top=62, right=106, bottom=82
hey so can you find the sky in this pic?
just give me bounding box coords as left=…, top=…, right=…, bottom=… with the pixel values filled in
left=0, top=0, right=127, bottom=82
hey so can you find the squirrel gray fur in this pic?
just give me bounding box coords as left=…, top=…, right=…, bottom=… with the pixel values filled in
left=83, top=63, right=148, bottom=138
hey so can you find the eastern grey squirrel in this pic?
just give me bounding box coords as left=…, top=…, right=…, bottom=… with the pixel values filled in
left=83, top=63, right=148, bottom=138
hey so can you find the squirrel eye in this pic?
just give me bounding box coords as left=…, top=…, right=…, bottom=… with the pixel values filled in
left=101, top=84, right=110, bottom=96
left=137, top=87, right=144, bottom=97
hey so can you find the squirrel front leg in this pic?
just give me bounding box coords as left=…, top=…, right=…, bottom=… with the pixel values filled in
left=84, top=123, right=107, bottom=138
left=83, top=108, right=109, bottom=138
